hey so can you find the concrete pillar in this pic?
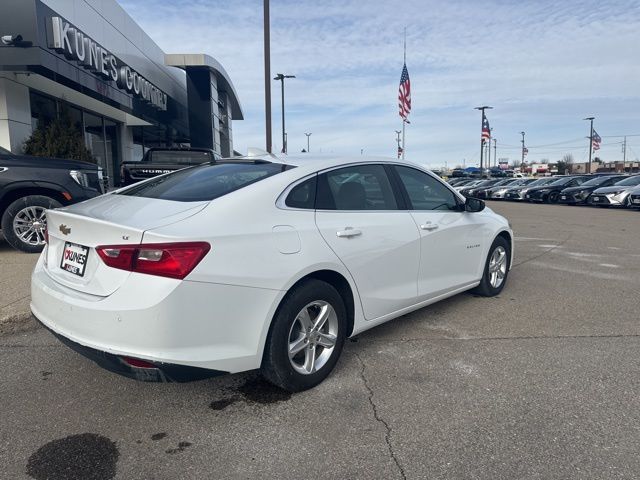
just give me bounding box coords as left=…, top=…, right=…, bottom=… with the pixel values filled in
left=0, top=75, right=32, bottom=153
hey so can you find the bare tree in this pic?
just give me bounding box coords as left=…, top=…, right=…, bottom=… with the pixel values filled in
left=562, top=153, right=574, bottom=164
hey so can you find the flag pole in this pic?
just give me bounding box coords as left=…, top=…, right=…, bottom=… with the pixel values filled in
left=402, top=120, right=406, bottom=160
left=401, top=27, right=406, bottom=160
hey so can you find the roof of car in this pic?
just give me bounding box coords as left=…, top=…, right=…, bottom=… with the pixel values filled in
left=228, top=154, right=430, bottom=173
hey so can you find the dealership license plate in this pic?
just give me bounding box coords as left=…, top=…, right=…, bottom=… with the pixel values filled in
left=525, top=195, right=530, bottom=198
left=633, top=198, right=640, bottom=204
left=561, top=195, right=566, bottom=200
left=60, top=242, right=89, bottom=277
left=592, top=196, right=600, bottom=202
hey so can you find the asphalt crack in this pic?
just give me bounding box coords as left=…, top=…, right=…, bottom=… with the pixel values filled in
left=355, top=352, right=407, bottom=480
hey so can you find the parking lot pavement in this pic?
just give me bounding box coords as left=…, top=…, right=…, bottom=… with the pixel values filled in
left=1, top=202, right=639, bottom=479
left=0, top=234, right=39, bottom=335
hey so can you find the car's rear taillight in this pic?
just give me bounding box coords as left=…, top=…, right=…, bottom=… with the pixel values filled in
left=96, top=242, right=210, bottom=279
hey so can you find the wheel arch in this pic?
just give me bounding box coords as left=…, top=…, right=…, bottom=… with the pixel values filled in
left=280, top=269, right=357, bottom=338
left=495, top=228, right=514, bottom=269
left=0, top=184, right=69, bottom=219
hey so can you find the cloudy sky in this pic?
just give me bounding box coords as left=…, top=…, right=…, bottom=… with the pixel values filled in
left=120, top=0, right=640, bottom=168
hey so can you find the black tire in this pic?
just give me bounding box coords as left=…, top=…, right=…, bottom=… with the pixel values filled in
left=1, top=195, right=61, bottom=253
left=548, top=192, right=560, bottom=204
left=262, top=279, right=347, bottom=392
left=472, top=236, right=511, bottom=297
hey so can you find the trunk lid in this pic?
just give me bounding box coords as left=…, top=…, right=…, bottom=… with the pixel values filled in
left=44, top=195, right=208, bottom=296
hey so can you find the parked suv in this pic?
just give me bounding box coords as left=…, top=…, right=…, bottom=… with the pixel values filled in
left=120, top=147, right=219, bottom=186
left=0, top=146, right=104, bottom=252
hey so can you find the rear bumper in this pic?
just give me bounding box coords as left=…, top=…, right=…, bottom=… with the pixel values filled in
left=38, top=319, right=226, bottom=382
left=31, top=253, right=284, bottom=376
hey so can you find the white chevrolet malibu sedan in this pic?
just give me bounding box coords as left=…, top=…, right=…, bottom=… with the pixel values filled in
left=31, top=155, right=513, bottom=391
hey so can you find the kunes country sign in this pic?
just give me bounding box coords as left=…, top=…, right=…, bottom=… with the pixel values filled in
left=47, top=16, right=167, bottom=111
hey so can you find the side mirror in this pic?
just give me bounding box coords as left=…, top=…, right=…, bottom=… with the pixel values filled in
left=465, top=197, right=485, bottom=212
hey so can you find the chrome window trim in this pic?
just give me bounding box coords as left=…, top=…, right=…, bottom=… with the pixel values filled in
left=276, top=161, right=464, bottom=211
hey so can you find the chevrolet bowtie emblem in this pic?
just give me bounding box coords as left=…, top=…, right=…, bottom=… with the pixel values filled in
left=59, top=224, right=71, bottom=235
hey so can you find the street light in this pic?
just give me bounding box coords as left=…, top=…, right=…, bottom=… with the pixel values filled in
left=274, top=73, right=295, bottom=153
left=475, top=106, right=493, bottom=171
left=263, top=0, right=272, bottom=153
left=304, top=132, right=312, bottom=153
left=583, top=117, right=595, bottom=173
left=520, top=131, right=526, bottom=169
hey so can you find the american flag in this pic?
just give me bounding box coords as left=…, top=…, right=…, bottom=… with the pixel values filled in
left=398, top=63, right=411, bottom=120
left=481, top=115, right=491, bottom=142
left=592, top=130, right=601, bottom=151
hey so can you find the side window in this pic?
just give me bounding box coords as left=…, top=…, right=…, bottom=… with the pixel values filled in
left=285, top=176, right=317, bottom=209
left=316, top=164, right=398, bottom=210
left=394, top=165, right=459, bottom=211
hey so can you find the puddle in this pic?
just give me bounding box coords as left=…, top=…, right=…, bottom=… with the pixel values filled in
left=26, top=433, right=118, bottom=480
left=209, top=375, right=292, bottom=412
left=237, top=376, right=292, bottom=404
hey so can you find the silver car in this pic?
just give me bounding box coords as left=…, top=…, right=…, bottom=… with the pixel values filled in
left=488, top=178, right=536, bottom=199
left=589, top=175, right=640, bottom=207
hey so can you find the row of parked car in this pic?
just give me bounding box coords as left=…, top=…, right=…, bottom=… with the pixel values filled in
left=447, top=174, right=640, bottom=208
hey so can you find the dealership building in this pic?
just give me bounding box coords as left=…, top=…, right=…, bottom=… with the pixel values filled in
left=0, top=0, right=243, bottom=186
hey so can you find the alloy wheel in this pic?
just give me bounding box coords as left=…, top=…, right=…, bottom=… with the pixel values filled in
left=13, top=206, right=47, bottom=246
left=488, top=246, right=507, bottom=288
left=288, top=300, right=339, bottom=375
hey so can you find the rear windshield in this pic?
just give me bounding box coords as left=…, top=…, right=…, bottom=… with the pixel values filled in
left=147, top=150, right=214, bottom=165
left=119, top=162, right=290, bottom=202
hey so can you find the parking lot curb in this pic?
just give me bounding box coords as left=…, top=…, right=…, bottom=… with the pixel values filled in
left=0, top=311, right=40, bottom=337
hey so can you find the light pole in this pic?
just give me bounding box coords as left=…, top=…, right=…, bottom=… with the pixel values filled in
left=304, top=132, right=312, bottom=153
left=274, top=73, right=295, bottom=153
left=263, top=0, right=272, bottom=153
left=475, top=106, right=493, bottom=172
left=487, top=128, right=493, bottom=168
left=520, top=131, right=526, bottom=169
left=584, top=117, right=595, bottom=174
left=395, top=130, right=402, bottom=158
left=493, top=138, right=497, bottom=169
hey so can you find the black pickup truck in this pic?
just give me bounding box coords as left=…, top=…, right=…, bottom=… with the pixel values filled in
left=120, top=147, right=218, bottom=186
left=0, top=146, right=104, bottom=253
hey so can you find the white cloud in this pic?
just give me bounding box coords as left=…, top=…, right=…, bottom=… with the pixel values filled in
left=120, top=0, right=640, bottom=167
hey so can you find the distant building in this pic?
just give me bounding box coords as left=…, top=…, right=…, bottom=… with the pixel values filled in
left=0, top=0, right=243, bottom=187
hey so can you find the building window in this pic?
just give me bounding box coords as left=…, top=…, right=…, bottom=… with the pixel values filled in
left=104, top=119, right=119, bottom=185
left=29, top=91, right=56, bottom=131
left=132, top=126, right=145, bottom=161
left=84, top=112, right=105, bottom=172
left=28, top=89, right=125, bottom=188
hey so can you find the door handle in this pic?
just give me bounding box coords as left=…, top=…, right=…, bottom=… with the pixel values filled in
left=336, top=228, right=362, bottom=238
left=420, top=223, right=439, bottom=231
